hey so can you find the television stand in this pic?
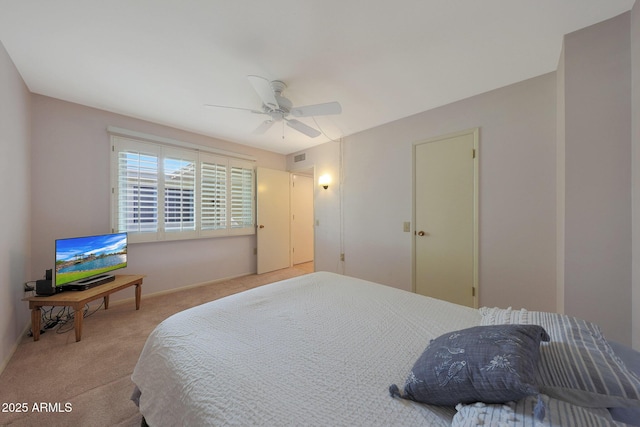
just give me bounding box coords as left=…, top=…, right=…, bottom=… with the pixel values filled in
left=23, top=274, right=144, bottom=342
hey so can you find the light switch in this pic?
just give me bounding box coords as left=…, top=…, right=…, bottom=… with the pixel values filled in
left=403, top=221, right=411, bottom=232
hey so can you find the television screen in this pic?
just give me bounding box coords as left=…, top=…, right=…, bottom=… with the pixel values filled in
left=55, top=232, right=127, bottom=287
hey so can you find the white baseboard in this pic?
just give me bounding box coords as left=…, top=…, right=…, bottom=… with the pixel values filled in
left=103, top=272, right=253, bottom=308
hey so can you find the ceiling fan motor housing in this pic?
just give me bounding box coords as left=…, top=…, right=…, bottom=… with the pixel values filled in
left=268, top=80, right=292, bottom=120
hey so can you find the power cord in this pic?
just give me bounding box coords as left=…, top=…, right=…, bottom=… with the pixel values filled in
left=27, top=301, right=105, bottom=337
left=56, top=301, right=104, bottom=334
left=311, top=116, right=342, bottom=142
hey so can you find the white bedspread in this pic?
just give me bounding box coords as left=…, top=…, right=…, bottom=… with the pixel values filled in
left=132, top=271, right=482, bottom=426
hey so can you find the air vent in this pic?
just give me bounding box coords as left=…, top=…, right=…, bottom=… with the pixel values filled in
left=294, top=153, right=306, bottom=162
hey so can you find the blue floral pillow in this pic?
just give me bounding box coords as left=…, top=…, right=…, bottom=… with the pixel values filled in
left=390, top=324, right=550, bottom=407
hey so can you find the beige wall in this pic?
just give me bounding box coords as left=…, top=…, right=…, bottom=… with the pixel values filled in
left=0, top=41, right=31, bottom=371
left=560, top=13, right=632, bottom=345
left=632, top=3, right=640, bottom=349
left=30, top=95, right=287, bottom=301
left=345, top=74, right=558, bottom=310
left=556, top=43, right=566, bottom=315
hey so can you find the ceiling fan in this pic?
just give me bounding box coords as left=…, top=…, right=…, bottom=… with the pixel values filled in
left=205, top=75, right=342, bottom=138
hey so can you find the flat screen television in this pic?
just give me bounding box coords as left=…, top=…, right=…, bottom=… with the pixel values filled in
left=54, top=232, right=127, bottom=289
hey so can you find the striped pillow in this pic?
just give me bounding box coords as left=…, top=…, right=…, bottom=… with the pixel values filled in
left=453, top=395, right=624, bottom=427
left=480, top=307, right=640, bottom=408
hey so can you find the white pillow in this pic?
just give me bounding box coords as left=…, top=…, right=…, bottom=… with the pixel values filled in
left=453, top=395, right=626, bottom=427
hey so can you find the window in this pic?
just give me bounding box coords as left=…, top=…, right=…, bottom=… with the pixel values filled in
left=111, top=136, right=255, bottom=243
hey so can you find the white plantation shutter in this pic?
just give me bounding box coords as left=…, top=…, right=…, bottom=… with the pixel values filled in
left=163, top=148, right=197, bottom=237
left=115, top=140, right=161, bottom=237
left=111, top=135, right=255, bottom=242
left=230, top=160, right=255, bottom=234
left=200, top=154, right=228, bottom=235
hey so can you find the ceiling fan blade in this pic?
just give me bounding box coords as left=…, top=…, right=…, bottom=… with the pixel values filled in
left=247, top=75, right=279, bottom=110
left=253, top=120, right=275, bottom=134
left=204, top=104, right=265, bottom=114
left=285, top=118, right=321, bottom=138
left=291, top=101, right=342, bottom=117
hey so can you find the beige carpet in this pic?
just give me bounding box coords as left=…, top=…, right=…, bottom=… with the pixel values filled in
left=0, top=263, right=313, bottom=426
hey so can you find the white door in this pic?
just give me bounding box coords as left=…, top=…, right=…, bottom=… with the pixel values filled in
left=256, top=167, right=291, bottom=274
left=413, top=129, right=478, bottom=307
left=291, top=174, right=314, bottom=264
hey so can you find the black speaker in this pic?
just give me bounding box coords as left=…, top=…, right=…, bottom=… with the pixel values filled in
left=36, top=279, right=55, bottom=296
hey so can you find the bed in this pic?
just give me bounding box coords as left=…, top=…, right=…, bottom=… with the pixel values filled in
left=131, top=272, right=640, bottom=426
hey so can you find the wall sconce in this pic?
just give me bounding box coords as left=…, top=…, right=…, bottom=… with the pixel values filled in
left=318, top=174, right=331, bottom=190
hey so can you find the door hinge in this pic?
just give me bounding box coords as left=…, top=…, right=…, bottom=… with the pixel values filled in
left=472, top=287, right=476, bottom=297
left=472, top=149, right=476, bottom=159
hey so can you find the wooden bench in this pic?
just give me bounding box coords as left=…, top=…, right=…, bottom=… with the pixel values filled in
left=23, top=274, right=144, bottom=342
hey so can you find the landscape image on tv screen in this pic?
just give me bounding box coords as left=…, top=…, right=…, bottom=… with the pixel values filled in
left=55, top=232, right=127, bottom=286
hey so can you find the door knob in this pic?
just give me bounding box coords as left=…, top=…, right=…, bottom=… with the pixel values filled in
left=259, top=225, right=265, bottom=229
left=417, top=231, right=426, bottom=236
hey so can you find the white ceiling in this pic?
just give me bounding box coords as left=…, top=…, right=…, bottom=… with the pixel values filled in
left=0, top=1, right=635, bottom=154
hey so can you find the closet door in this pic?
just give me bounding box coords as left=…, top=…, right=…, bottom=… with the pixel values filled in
left=413, top=129, right=478, bottom=307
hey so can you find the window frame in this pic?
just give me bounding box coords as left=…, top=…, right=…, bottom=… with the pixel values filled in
left=111, top=135, right=255, bottom=243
